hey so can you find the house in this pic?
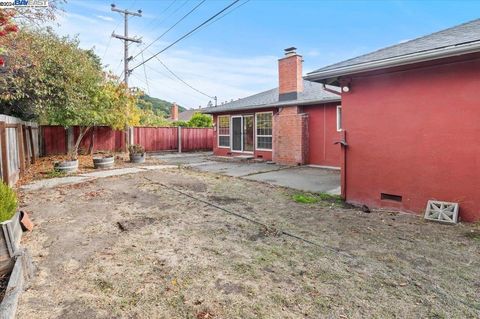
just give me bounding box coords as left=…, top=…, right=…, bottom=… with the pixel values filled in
left=178, top=108, right=211, bottom=122
left=305, top=19, right=480, bottom=221
left=203, top=48, right=342, bottom=167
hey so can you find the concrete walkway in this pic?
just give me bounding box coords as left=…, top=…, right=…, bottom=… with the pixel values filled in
left=20, top=165, right=177, bottom=191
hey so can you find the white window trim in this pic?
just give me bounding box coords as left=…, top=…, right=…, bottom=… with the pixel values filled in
left=255, top=111, right=273, bottom=151
left=217, top=115, right=230, bottom=148
left=336, top=105, right=342, bottom=132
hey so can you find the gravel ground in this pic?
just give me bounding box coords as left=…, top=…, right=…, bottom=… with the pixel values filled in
left=16, top=167, right=480, bottom=319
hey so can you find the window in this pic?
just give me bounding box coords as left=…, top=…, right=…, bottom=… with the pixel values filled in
left=256, top=112, right=273, bottom=150
left=336, top=105, right=342, bottom=131
left=218, top=115, right=230, bottom=147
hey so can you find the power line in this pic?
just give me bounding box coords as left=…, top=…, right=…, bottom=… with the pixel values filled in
left=143, top=0, right=177, bottom=29
left=141, top=51, right=151, bottom=95
left=155, top=56, right=214, bottom=99
left=130, top=0, right=241, bottom=72
left=133, top=0, right=206, bottom=61
left=143, top=63, right=214, bottom=102
left=130, top=0, right=191, bottom=59
left=197, top=0, right=250, bottom=34
left=139, top=44, right=214, bottom=99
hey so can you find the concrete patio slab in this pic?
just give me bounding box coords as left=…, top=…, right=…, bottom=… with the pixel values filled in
left=141, top=153, right=341, bottom=194
left=191, top=161, right=284, bottom=177
left=244, top=166, right=341, bottom=194
left=149, top=152, right=212, bottom=165
left=80, top=167, right=145, bottom=178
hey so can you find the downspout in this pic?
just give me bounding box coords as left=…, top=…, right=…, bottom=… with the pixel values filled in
left=334, top=130, right=348, bottom=200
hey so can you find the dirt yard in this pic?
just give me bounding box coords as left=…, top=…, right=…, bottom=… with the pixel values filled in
left=16, top=168, right=480, bottom=318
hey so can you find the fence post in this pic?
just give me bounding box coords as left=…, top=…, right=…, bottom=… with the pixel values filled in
left=66, top=127, right=74, bottom=155
left=28, top=126, right=36, bottom=164
left=22, top=125, right=29, bottom=168
left=128, top=127, right=134, bottom=146
left=178, top=126, right=182, bottom=153
left=0, top=122, right=9, bottom=184
left=16, top=124, right=25, bottom=177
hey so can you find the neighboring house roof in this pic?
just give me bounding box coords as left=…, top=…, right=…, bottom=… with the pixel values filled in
left=202, top=80, right=340, bottom=114
left=305, top=19, right=480, bottom=82
left=178, top=109, right=207, bottom=121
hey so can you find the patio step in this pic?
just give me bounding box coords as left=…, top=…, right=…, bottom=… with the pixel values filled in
left=210, top=155, right=258, bottom=163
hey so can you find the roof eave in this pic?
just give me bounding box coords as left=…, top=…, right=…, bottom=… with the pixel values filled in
left=305, top=41, right=480, bottom=83
left=201, top=97, right=341, bottom=114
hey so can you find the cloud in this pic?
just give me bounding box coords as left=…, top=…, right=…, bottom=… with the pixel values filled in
left=306, top=49, right=320, bottom=57
left=52, top=9, right=279, bottom=109
left=97, top=15, right=114, bottom=22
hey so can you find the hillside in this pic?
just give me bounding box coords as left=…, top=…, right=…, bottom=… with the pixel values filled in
left=138, top=94, right=186, bottom=117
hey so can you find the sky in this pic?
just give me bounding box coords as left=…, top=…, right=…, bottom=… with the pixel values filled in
left=51, top=0, right=480, bottom=109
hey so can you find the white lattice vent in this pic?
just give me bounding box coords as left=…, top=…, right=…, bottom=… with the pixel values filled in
left=424, top=200, right=459, bottom=224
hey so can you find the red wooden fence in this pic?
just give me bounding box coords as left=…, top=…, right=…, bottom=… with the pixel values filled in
left=41, top=126, right=67, bottom=155
left=134, top=127, right=178, bottom=152
left=181, top=128, right=213, bottom=151
left=41, top=125, right=213, bottom=155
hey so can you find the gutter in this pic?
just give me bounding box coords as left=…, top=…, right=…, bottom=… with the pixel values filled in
left=202, top=97, right=341, bottom=114
left=305, top=41, right=480, bottom=82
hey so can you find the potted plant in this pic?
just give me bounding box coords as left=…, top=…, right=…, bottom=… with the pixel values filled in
left=0, top=183, right=19, bottom=275
left=93, top=151, right=115, bottom=169
left=129, top=144, right=146, bottom=163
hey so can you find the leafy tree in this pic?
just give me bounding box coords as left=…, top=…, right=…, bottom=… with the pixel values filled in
left=0, top=28, right=140, bottom=158
left=139, top=108, right=171, bottom=127
left=46, top=74, right=141, bottom=159
left=172, top=120, right=189, bottom=127
left=187, top=112, right=213, bottom=128
left=0, top=28, right=98, bottom=119
left=139, top=94, right=186, bottom=117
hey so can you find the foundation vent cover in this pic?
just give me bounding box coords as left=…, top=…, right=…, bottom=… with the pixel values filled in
left=424, top=200, right=459, bottom=224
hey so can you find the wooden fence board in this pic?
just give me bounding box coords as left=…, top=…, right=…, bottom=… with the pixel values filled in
left=0, top=115, right=39, bottom=185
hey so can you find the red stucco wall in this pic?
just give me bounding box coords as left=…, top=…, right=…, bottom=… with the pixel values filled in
left=342, top=57, right=480, bottom=221
left=304, top=103, right=341, bottom=167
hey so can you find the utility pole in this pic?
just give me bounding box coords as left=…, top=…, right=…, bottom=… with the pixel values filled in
left=111, top=3, right=142, bottom=86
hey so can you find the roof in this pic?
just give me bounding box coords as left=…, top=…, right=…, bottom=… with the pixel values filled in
left=306, top=19, right=480, bottom=82
left=178, top=109, right=210, bottom=121
left=202, top=80, right=340, bottom=114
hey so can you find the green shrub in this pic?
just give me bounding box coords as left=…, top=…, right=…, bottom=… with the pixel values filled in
left=292, top=194, right=319, bottom=204
left=0, top=183, right=17, bottom=222
left=292, top=192, right=343, bottom=205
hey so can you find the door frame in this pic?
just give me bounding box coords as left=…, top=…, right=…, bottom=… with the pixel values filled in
left=242, top=114, right=254, bottom=154
left=230, top=115, right=243, bottom=152
left=230, top=114, right=255, bottom=153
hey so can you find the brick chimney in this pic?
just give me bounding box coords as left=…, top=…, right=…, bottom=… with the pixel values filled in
left=171, top=103, right=179, bottom=121
left=278, top=47, right=303, bottom=101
